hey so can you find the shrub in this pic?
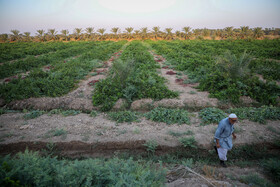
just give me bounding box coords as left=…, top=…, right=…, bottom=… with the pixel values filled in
left=199, top=107, right=226, bottom=125
left=0, top=150, right=166, bottom=186
left=228, top=106, right=280, bottom=124
left=240, top=173, right=277, bottom=187
left=108, top=111, right=139, bottom=123
left=23, top=110, right=44, bottom=120
left=179, top=136, right=197, bottom=148
left=145, top=107, right=190, bottom=125
left=143, top=140, right=158, bottom=154
left=61, top=110, right=81, bottom=116
left=262, top=158, right=280, bottom=182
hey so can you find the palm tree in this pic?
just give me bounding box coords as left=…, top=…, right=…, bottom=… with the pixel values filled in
left=192, top=29, right=201, bottom=39
left=175, top=31, right=182, bottom=40
left=48, top=29, right=57, bottom=41
left=165, top=28, right=173, bottom=40
left=36, top=29, right=45, bottom=42
left=140, top=27, right=148, bottom=40
left=85, top=27, right=94, bottom=40
left=10, top=29, right=20, bottom=41
left=23, top=32, right=31, bottom=41
left=125, top=27, right=134, bottom=40
left=134, top=30, right=140, bottom=40
left=202, top=28, right=210, bottom=37
left=97, top=28, right=106, bottom=40
left=253, top=27, right=264, bottom=39
left=152, top=26, right=160, bottom=40
left=240, top=26, right=250, bottom=39
left=61, top=29, right=69, bottom=41
left=74, top=28, right=83, bottom=40
left=0, top=34, right=8, bottom=43
left=111, top=27, right=120, bottom=40
left=216, top=50, right=252, bottom=80
left=224, top=27, right=234, bottom=38
left=182, top=27, right=191, bottom=40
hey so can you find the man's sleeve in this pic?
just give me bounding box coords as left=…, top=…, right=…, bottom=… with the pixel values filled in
left=214, top=121, right=224, bottom=139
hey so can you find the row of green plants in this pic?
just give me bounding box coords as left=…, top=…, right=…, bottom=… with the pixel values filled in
left=147, top=40, right=280, bottom=105
left=249, top=58, right=280, bottom=81
left=107, top=106, right=279, bottom=125
left=0, top=42, right=75, bottom=63
left=0, top=41, right=102, bottom=79
left=2, top=105, right=278, bottom=125
left=1, top=144, right=279, bottom=186
left=0, top=41, right=126, bottom=102
left=92, top=41, right=178, bottom=111
left=0, top=150, right=166, bottom=187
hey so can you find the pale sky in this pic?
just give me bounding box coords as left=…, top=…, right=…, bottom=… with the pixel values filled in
left=0, top=0, right=279, bottom=35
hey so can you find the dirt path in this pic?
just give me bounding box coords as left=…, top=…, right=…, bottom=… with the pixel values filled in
left=0, top=111, right=279, bottom=153
left=130, top=51, right=219, bottom=111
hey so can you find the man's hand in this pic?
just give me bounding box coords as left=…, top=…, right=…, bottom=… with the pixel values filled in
left=232, top=133, right=236, bottom=139
left=216, top=143, right=221, bottom=148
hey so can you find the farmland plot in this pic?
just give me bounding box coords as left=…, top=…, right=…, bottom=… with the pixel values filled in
left=0, top=40, right=280, bottom=187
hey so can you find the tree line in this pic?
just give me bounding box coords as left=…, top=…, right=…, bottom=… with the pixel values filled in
left=1, top=26, right=280, bottom=42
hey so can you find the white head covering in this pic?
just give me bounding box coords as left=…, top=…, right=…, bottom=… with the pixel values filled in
left=229, top=113, right=237, bottom=119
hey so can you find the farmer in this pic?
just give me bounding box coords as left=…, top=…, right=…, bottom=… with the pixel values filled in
left=214, top=114, right=237, bottom=167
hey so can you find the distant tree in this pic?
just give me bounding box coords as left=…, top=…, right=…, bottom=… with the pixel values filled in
left=182, top=27, right=191, bottom=40
left=10, top=29, right=20, bottom=41
left=224, top=27, right=234, bottom=38
left=85, top=27, right=94, bottom=40
left=111, top=27, right=120, bottom=40
left=253, top=27, right=264, bottom=39
left=175, top=31, right=182, bottom=40
left=193, top=29, right=202, bottom=39
left=74, top=28, right=83, bottom=40
left=165, top=28, right=173, bottom=40
left=152, top=26, right=160, bottom=40
left=125, top=27, right=134, bottom=39
left=0, top=34, right=8, bottom=42
left=23, top=32, right=31, bottom=41
left=61, top=29, right=69, bottom=41
left=97, top=28, right=106, bottom=40
left=134, top=30, right=140, bottom=40
left=240, top=26, right=250, bottom=39
left=202, top=28, right=210, bottom=37
left=36, top=29, right=45, bottom=42
left=140, top=27, right=148, bottom=40
left=48, top=29, right=57, bottom=41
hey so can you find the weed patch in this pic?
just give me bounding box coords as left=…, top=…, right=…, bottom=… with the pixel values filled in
left=199, top=107, right=226, bottom=125
left=145, top=107, right=190, bottom=125
left=108, top=111, right=140, bottom=123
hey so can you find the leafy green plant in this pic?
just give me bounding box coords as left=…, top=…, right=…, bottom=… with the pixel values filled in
left=48, top=109, right=62, bottom=116
left=0, top=150, right=166, bottom=186
left=61, top=110, right=81, bottom=116
left=240, top=173, right=277, bottom=187
left=262, top=158, right=280, bottom=182
left=179, top=136, right=197, bottom=148
left=228, top=106, right=280, bottom=124
left=143, top=140, right=158, bottom=154
left=43, top=129, right=67, bottom=139
left=23, top=110, right=44, bottom=120
left=168, top=130, right=194, bottom=137
left=199, top=107, right=226, bottom=125
left=108, top=111, right=139, bottom=123
left=92, top=41, right=178, bottom=111
left=145, top=107, right=190, bottom=125
left=90, top=110, right=98, bottom=117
